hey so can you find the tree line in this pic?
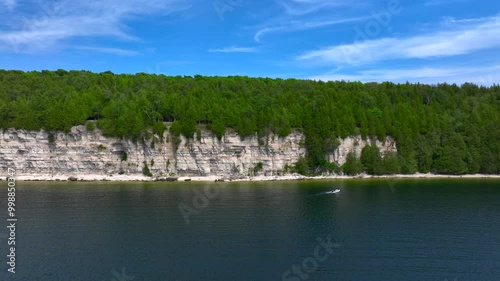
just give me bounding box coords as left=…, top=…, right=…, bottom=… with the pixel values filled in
left=0, top=69, right=498, bottom=175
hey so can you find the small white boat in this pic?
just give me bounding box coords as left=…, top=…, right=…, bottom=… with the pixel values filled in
left=325, top=189, right=340, bottom=194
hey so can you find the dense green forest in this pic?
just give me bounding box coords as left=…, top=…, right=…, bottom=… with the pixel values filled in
left=0, top=69, right=498, bottom=175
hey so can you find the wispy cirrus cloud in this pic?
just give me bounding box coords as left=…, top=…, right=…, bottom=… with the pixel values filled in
left=252, top=0, right=370, bottom=43
left=0, top=0, right=193, bottom=53
left=297, top=15, right=500, bottom=65
left=75, top=46, right=139, bottom=56
left=275, top=0, right=352, bottom=16
left=424, top=0, right=468, bottom=6
left=254, top=16, right=370, bottom=43
left=208, top=46, right=260, bottom=53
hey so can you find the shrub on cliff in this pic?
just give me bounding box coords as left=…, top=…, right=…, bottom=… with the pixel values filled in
left=142, top=161, right=153, bottom=177
left=294, top=157, right=309, bottom=175
left=47, top=133, right=56, bottom=143
left=86, top=121, right=95, bottom=131
left=254, top=162, right=264, bottom=174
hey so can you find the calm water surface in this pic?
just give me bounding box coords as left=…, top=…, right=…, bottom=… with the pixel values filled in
left=1, top=179, right=499, bottom=281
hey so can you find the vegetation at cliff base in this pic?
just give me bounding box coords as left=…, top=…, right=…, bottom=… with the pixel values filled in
left=0, top=70, right=498, bottom=175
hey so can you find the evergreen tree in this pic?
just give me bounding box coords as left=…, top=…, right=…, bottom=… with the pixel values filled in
left=343, top=152, right=363, bottom=175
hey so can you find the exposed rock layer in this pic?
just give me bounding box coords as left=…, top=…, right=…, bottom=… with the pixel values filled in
left=0, top=125, right=396, bottom=178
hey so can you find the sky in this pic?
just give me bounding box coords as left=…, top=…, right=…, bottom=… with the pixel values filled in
left=0, top=0, right=499, bottom=85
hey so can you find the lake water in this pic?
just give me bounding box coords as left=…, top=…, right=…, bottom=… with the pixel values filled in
left=1, top=179, right=499, bottom=281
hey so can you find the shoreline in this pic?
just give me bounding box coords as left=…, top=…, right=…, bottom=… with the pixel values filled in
left=3, top=173, right=500, bottom=182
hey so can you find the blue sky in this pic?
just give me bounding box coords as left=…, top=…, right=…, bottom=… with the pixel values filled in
left=1, top=0, right=499, bottom=85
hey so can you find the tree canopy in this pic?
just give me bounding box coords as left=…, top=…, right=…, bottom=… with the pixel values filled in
left=0, top=70, right=498, bottom=175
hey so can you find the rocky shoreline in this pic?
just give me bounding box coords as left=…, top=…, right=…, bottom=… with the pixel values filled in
left=3, top=173, right=499, bottom=182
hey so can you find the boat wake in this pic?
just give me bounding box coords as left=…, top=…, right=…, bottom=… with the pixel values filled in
left=323, top=189, right=340, bottom=195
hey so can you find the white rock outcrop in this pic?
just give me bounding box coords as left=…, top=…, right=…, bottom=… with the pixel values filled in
left=328, top=135, right=397, bottom=164
left=175, top=130, right=307, bottom=177
left=0, top=125, right=396, bottom=178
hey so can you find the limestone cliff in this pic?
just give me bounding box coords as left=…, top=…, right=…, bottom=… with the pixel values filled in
left=0, top=125, right=396, bottom=179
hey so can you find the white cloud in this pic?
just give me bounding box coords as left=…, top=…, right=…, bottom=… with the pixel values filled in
left=275, top=0, right=352, bottom=16
left=75, top=46, right=139, bottom=56
left=0, top=0, right=192, bottom=53
left=309, top=65, right=500, bottom=85
left=208, top=46, right=259, bottom=53
left=424, top=0, right=468, bottom=6
left=252, top=0, right=371, bottom=43
left=254, top=16, right=369, bottom=43
left=298, top=15, right=500, bottom=65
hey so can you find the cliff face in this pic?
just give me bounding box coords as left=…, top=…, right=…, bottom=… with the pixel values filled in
left=0, top=125, right=396, bottom=178
left=175, top=130, right=307, bottom=177
left=0, top=125, right=175, bottom=177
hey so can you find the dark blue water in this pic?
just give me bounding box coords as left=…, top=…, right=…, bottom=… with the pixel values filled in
left=1, top=179, right=499, bottom=281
